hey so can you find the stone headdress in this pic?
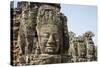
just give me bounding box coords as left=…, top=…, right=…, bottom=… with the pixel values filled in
left=36, top=3, right=63, bottom=31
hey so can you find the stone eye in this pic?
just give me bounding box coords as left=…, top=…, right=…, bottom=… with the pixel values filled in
left=53, top=33, right=58, bottom=38
left=56, top=39, right=59, bottom=42
left=43, top=33, right=49, bottom=38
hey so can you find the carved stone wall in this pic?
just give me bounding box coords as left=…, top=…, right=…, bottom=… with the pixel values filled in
left=11, top=1, right=97, bottom=66
left=68, top=31, right=97, bottom=62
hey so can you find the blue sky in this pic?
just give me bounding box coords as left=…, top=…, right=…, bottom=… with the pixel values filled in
left=61, top=4, right=97, bottom=45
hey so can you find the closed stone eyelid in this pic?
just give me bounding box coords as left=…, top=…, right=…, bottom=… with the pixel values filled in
left=56, top=39, right=59, bottom=42
left=43, top=34, right=50, bottom=38
left=40, top=34, right=48, bottom=37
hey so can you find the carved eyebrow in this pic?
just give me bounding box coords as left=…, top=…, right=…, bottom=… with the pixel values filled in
left=40, top=33, right=49, bottom=37
left=43, top=33, right=49, bottom=36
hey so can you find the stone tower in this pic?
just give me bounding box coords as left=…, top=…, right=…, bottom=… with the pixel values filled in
left=11, top=2, right=69, bottom=65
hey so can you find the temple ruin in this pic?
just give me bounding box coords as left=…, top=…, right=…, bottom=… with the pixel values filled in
left=10, top=1, right=97, bottom=66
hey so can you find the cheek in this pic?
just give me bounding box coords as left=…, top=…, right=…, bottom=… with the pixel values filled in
left=55, top=37, right=62, bottom=48
left=55, top=39, right=60, bottom=48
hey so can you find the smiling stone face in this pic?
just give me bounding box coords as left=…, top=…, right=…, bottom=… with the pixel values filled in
left=37, top=24, right=62, bottom=54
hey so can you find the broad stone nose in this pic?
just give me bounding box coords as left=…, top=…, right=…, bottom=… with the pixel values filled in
left=47, top=34, right=55, bottom=46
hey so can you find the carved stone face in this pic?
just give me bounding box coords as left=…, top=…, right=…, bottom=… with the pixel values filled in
left=79, top=43, right=86, bottom=57
left=37, top=25, right=62, bottom=54
left=88, top=44, right=94, bottom=55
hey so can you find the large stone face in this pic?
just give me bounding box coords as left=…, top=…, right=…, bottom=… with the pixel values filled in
left=37, top=25, right=62, bottom=54
left=36, top=3, right=65, bottom=55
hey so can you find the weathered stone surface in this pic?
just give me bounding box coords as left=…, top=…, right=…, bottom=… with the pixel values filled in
left=11, top=1, right=97, bottom=66
left=68, top=31, right=97, bottom=62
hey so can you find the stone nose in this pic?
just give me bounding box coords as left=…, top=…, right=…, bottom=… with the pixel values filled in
left=47, top=34, right=55, bottom=46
